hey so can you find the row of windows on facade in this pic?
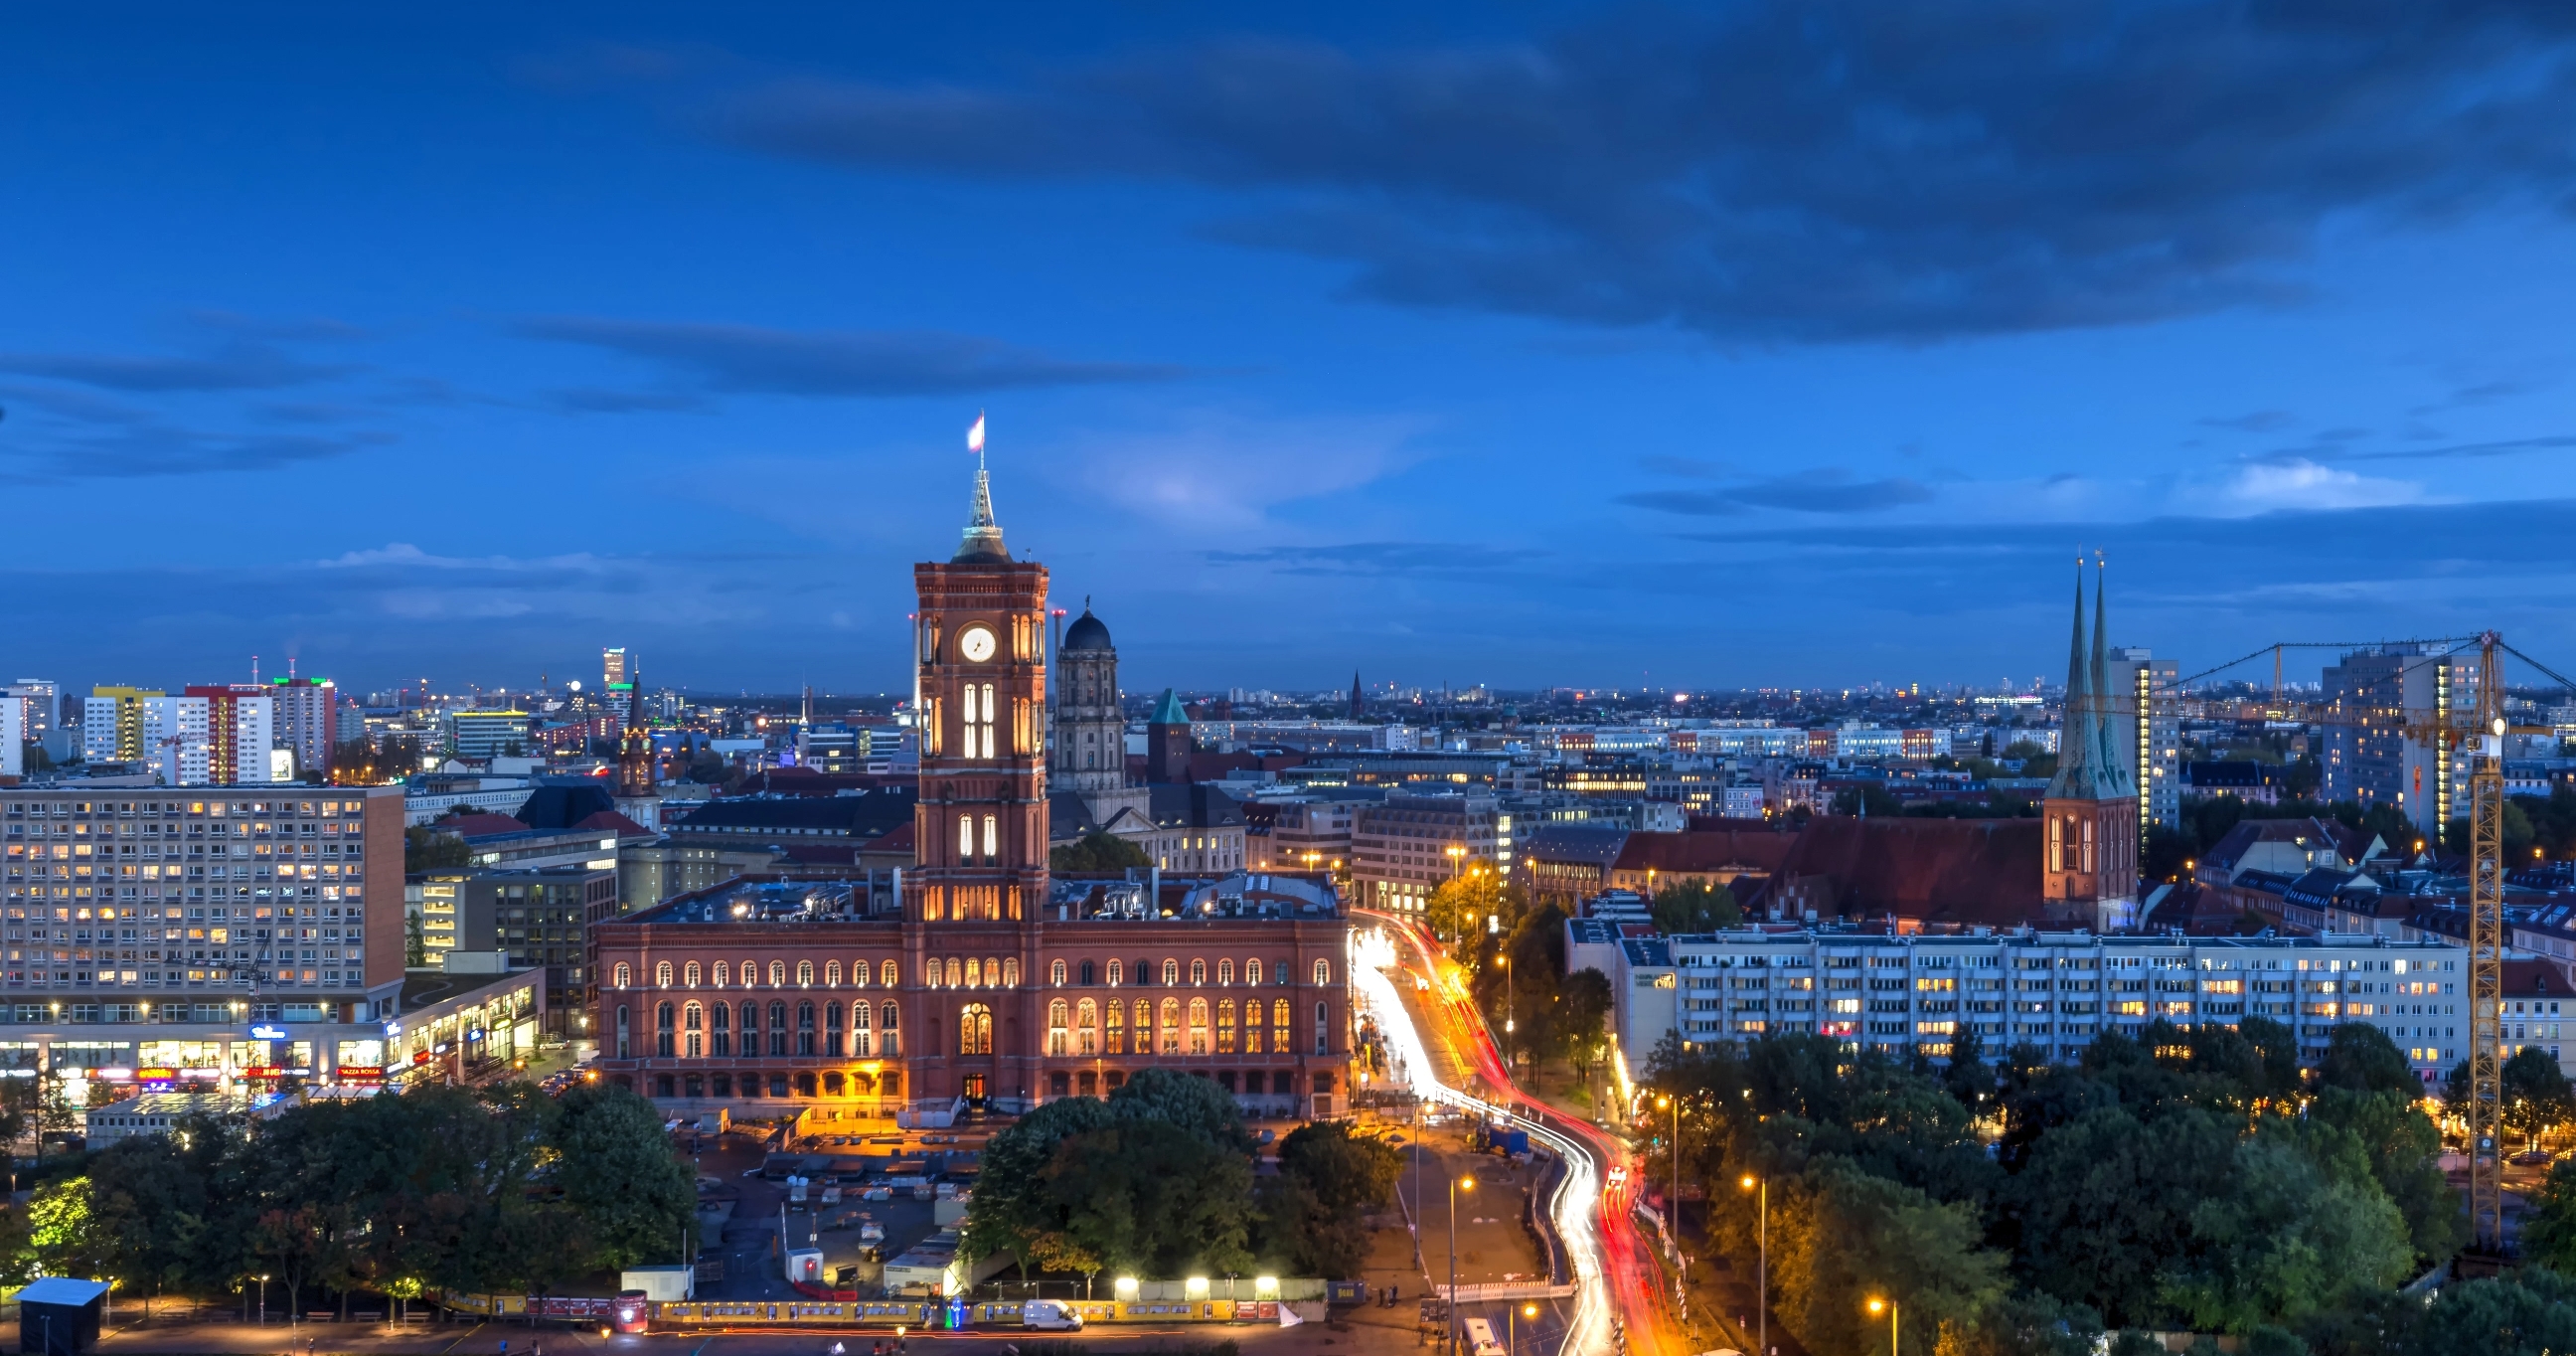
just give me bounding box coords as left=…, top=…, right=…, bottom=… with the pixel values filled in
left=926, top=684, right=1034, bottom=761
left=1041, top=995, right=1332, bottom=1057
left=3, top=800, right=368, bottom=822
left=614, top=956, right=1334, bottom=991
left=638, top=1068, right=899, bottom=1101
left=622, top=997, right=899, bottom=1059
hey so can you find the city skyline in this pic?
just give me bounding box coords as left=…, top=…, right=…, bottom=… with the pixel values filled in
left=9, top=5, right=2576, bottom=691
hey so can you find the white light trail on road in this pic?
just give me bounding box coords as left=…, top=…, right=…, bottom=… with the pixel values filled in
left=1353, top=927, right=1614, bottom=1356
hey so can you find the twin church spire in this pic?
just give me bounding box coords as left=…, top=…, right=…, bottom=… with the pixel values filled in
left=2047, top=557, right=2134, bottom=804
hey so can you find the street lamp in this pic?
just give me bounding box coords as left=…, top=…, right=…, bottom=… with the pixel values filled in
left=1740, top=1175, right=1766, bottom=1356
left=1449, top=1173, right=1476, bottom=1356
left=1867, top=1296, right=1899, bottom=1356
left=1513, top=1301, right=1537, bottom=1356
left=1655, top=1095, right=1683, bottom=1273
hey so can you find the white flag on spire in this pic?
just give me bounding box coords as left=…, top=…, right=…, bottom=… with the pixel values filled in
left=966, top=413, right=986, bottom=454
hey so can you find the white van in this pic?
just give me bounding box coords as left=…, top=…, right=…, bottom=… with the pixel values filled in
left=1023, top=1299, right=1084, bottom=1331
left=1465, top=1317, right=1506, bottom=1356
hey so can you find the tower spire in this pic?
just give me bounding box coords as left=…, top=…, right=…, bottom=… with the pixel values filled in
left=954, top=413, right=1011, bottom=563
left=2047, top=558, right=2097, bottom=798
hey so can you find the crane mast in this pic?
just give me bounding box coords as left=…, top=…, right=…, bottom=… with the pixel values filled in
left=2469, top=631, right=2504, bottom=1254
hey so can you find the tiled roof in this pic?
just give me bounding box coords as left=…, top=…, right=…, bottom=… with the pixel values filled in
left=1767, top=816, right=2044, bottom=927
left=1518, top=823, right=1631, bottom=866
left=1611, top=826, right=1797, bottom=875
left=570, top=809, right=653, bottom=838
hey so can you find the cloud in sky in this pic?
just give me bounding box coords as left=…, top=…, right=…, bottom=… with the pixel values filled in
left=1617, top=468, right=1934, bottom=516
left=0, top=342, right=356, bottom=392
left=711, top=1, right=2576, bottom=343
left=514, top=316, right=1189, bottom=398
left=2212, top=457, right=2425, bottom=516
left=1, top=426, right=394, bottom=482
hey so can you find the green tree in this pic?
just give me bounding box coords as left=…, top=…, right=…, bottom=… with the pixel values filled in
left=2009, top=1106, right=2237, bottom=1328
left=1259, top=1122, right=1401, bottom=1277
left=1049, top=831, right=1151, bottom=872
left=2317, top=1024, right=2416, bottom=1096
left=2517, top=1160, right=2576, bottom=1276
left=27, top=1176, right=109, bottom=1279
left=2160, top=1131, right=2412, bottom=1334
left=548, top=1083, right=694, bottom=1269
left=1556, top=967, right=1614, bottom=1093
left=1424, top=870, right=1518, bottom=959
left=2306, top=1088, right=2464, bottom=1267
left=1109, top=1067, right=1253, bottom=1151
left=1035, top=1120, right=1255, bottom=1279
left=962, top=1095, right=1118, bottom=1279
left=2403, top=1267, right=2576, bottom=1356
left=2503, top=1045, right=2575, bottom=1150
left=403, top=825, right=470, bottom=872
left=1648, top=880, right=1741, bottom=933
left=1772, top=1158, right=2009, bottom=1356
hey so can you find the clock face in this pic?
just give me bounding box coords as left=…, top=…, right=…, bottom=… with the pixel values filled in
left=958, top=625, right=998, bottom=663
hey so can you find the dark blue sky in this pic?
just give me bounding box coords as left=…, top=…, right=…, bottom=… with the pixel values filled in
left=10, top=2, right=2576, bottom=698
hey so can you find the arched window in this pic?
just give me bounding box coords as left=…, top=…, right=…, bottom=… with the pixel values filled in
left=1246, top=958, right=1263, bottom=985
left=769, top=960, right=787, bottom=988
left=1079, top=959, right=1097, bottom=985
left=739, top=1001, right=760, bottom=1058
left=965, top=957, right=984, bottom=988
left=714, top=961, right=729, bottom=987
left=1315, top=1000, right=1330, bottom=1055
left=1107, top=959, right=1124, bottom=986
left=684, top=961, right=701, bottom=987
left=741, top=957, right=758, bottom=987
left=852, top=998, right=873, bottom=1057
left=1277, top=960, right=1292, bottom=986
left=1050, top=959, right=1068, bottom=987
left=1001, top=957, right=1019, bottom=987
left=684, top=1002, right=704, bottom=1058
left=1136, top=958, right=1154, bottom=986
left=2081, top=817, right=2096, bottom=874
left=1106, top=1000, right=1126, bottom=1054
left=1313, top=958, right=1331, bottom=985
left=923, top=957, right=942, bottom=989
left=1162, top=958, right=1180, bottom=985
left=881, top=1001, right=901, bottom=1057
left=1218, top=959, right=1234, bottom=985
left=1244, top=996, right=1264, bottom=1054
left=881, top=959, right=898, bottom=987
left=798, top=959, right=815, bottom=987
left=826, top=960, right=842, bottom=987
left=982, top=813, right=998, bottom=860
left=797, top=1001, right=816, bottom=1056
left=826, top=1000, right=846, bottom=1056
left=768, top=1001, right=788, bottom=1056
left=959, top=1003, right=993, bottom=1056
left=655, top=1002, right=675, bottom=1058
left=1047, top=1000, right=1069, bottom=1056
left=1187, top=998, right=1210, bottom=1054
left=615, top=1004, right=630, bottom=1059
left=711, top=1000, right=730, bottom=1057
left=1077, top=998, right=1099, bottom=1056
left=1217, top=999, right=1236, bottom=1053
left=613, top=962, right=631, bottom=989
left=958, top=813, right=974, bottom=860
left=2048, top=816, right=2064, bottom=874
left=1273, top=997, right=1291, bottom=1033
left=1160, top=998, right=1183, bottom=1055
left=945, top=957, right=963, bottom=987
left=656, top=961, right=673, bottom=988
left=1191, top=958, right=1208, bottom=986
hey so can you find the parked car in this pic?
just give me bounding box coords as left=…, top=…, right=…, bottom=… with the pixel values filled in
left=1023, top=1299, right=1083, bottom=1331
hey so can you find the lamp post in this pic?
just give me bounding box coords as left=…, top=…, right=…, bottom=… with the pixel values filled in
left=1740, top=1175, right=1765, bottom=1356
left=1513, top=1301, right=1536, bottom=1356
left=1449, top=1173, right=1476, bottom=1356
left=1655, top=1096, right=1683, bottom=1271
left=1867, top=1296, right=1899, bottom=1356
left=1500, top=952, right=1513, bottom=1073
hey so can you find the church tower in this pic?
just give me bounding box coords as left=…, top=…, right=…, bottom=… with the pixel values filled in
left=1053, top=600, right=1125, bottom=796
left=910, top=441, right=1050, bottom=1104
left=2041, top=561, right=2140, bottom=929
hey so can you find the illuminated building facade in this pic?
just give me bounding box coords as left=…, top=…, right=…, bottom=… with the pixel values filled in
left=587, top=456, right=1353, bottom=1121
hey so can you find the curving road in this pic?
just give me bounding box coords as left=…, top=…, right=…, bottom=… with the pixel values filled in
left=1354, top=914, right=1692, bottom=1356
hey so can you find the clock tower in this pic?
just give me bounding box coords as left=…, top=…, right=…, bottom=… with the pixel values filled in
left=909, top=450, right=1050, bottom=1102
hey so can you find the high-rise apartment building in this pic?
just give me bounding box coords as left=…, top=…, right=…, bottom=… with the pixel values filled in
left=6, top=682, right=57, bottom=746
left=82, top=687, right=163, bottom=764
left=451, top=711, right=535, bottom=762
left=141, top=689, right=281, bottom=787
left=266, top=678, right=337, bottom=781
left=0, top=784, right=406, bottom=1084
left=2322, top=644, right=2477, bottom=837
left=603, top=647, right=629, bottom=688
left=2103, top=647, right=2181, bottom=837
left=1, top=699, right=20, bottom=779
